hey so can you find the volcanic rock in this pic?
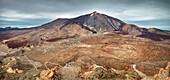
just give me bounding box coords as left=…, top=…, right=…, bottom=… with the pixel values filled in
left=154, top=62, right=170, bottom=80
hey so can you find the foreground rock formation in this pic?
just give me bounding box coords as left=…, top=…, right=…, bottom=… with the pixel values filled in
left=1, top=57, right=168, bottom=80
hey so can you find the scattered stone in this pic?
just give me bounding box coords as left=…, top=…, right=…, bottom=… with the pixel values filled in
left=2, top=40, right=9, bottom=44
left=81, top=71, right=94, bottom=78
left=78, top=44, right=92, bottom=47
left=16, top=68, right=23, bottom=73
left=10, top=57, right=16, bottom=61
left=6, top=67, right=23, bottom=74
left=39, top=66, right=59, bottom=80
left=40, top=69, right=54, bottom=79
left=22, top=47, right=31, bottom=51
left=6, top=67, right=16, bottom=73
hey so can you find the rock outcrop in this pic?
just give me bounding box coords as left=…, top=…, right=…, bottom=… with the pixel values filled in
left=154, top=62, right=170, bottom=80
left=39, top=66, right=59, bottom=80
left=142, top=62, right=170, bottom=80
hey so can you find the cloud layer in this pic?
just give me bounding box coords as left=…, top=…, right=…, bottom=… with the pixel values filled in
left=0, top=0, right=170, bottom=30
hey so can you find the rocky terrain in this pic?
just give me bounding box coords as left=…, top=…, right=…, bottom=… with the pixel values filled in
left=0, top=11, right=170, bottom=80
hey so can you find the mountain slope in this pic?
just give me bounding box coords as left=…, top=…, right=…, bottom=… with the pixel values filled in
left=59, top=11, right=125, bottom=33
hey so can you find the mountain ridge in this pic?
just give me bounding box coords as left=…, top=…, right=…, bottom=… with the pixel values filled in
left=0, top=11, right=170, bottom=48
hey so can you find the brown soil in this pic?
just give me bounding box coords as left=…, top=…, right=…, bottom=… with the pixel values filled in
left=25, top=33, right=170, bottom=76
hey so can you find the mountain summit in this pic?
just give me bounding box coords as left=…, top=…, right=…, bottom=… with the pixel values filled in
left=57, top=11, right=125, bottom=34
left=38, top=11, right=126, bottom=35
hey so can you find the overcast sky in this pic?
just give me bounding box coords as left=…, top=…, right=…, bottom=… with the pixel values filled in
left=0, top=0, right=170, bottom=30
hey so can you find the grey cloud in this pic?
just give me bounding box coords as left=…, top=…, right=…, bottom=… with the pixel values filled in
left=0, top=0, right=169, bottom=15
left=0, top=0, right=170, bottom=29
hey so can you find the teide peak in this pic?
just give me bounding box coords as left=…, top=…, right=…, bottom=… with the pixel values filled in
left=58, top=11, right=125, bottom=34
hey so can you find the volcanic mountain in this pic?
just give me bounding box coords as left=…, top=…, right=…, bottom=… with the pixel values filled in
left=0, top=11, right=170, bottom=79
left=0, top=11, right=170, bottom=48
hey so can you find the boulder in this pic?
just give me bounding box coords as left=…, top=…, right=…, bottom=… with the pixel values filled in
left=39, top=66, right=58, bottom=79
left=6, top=67, right=16, bottom=73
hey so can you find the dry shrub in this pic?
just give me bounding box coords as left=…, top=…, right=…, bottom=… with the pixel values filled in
left=60, top=62, right=81, bottom=80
